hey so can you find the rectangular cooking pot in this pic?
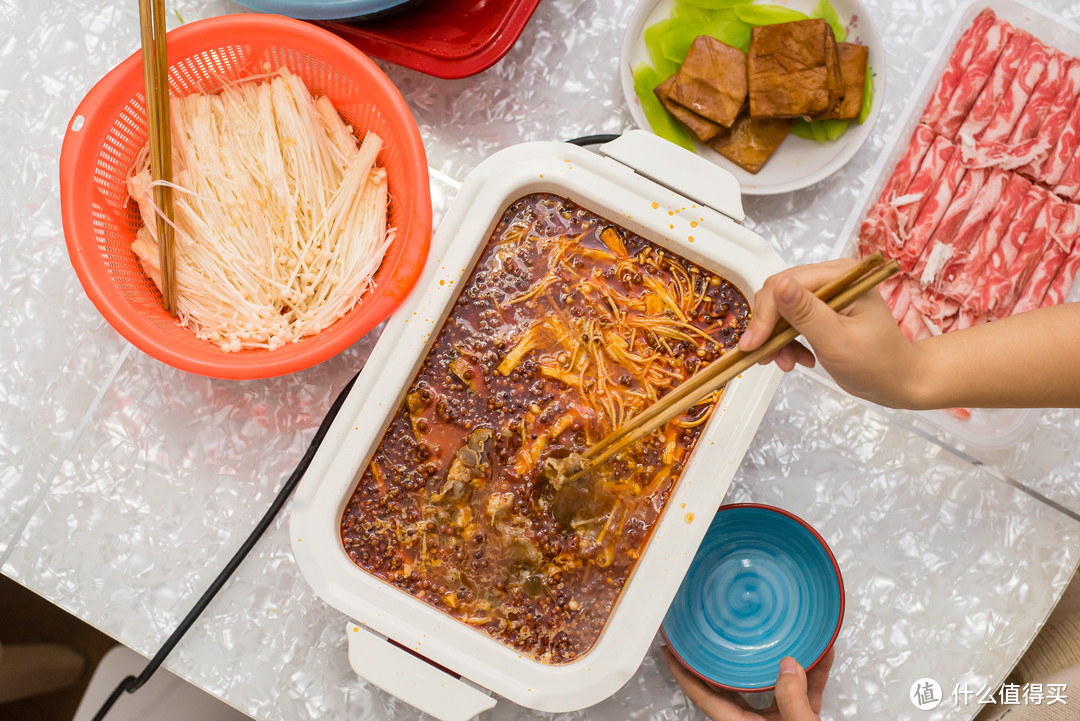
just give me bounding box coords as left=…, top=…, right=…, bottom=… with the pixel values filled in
left=290, top=131, right=785, bottom=720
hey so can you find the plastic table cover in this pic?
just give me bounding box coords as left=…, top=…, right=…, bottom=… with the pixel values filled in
left=2, top=0, right=1080, bottom=720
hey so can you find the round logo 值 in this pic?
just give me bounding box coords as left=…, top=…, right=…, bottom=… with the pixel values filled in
left=910, top=678, right=943, bottom=711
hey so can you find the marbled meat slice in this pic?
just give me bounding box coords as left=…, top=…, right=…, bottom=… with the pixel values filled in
left=857, top=203, right=900, bottom=258
left=951, top=307, right=986, bottom=331
left=878, top=124, right=936, bottom=204
left=747, top=19, right=833, bottom=118
left=895, top=136, right=957, bottom=239
left=972, top=185, right=1050, bottom=314
left=937, top=173, right=1032, bottom=302
left=898, top=304, right=932, bottom=342
left=709, top=112, right=794, bottom=174
left=822, top=43, right=868, bottom=121
left=1039, top=203, right=1080, bottom=308
left=668, top=36, right=748, bottom=130
left=1054, top=149, right=1080, bottom=201
left=978, top=40, right=1049, bottom=143
left=1007, top=50, right=1066, bottom=144
left=920, top=167, right=1010, bottom=292
left=910, top=288, right=960, bottom=334
left=1018, top=59, right=1080, bottom=178
left=962, top=44, right=1059, bottom=169
left=1011, top=197, right=1069, bottom=314
left=934, top=18, right=1013, bottom=140
left=1039, top=93, right=1080, bottom=186
left=954, top=27, right=1031, bottom=145
left=886, top=277, right=914, bottom=323
left=896, top=151, right=968, bottom=273
left=920, top=9, right=999, bottom=129
left=910, top=167, right=987, bottom=284
left=655, top=75, right=725, bottom=142
left=876, top=275, right=904, bottom=316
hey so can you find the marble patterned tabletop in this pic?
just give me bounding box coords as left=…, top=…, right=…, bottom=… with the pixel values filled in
left=2, top=0, right=1080, bottom=720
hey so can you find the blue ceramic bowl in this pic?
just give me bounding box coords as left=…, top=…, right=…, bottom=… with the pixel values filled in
left=662, top=504, right=844, bottom=692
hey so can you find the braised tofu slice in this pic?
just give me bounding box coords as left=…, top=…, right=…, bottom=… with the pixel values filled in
left=748, top=19, right=835, bottom=118
left=710, top=112, right=794, bottom=174
left=820, top=29, right=844, bottom=117
left=667, top=36, right=748, bottom=129
left=655, top=74, right=725, bottom=142
left=822, top=42, right=869, bottom=120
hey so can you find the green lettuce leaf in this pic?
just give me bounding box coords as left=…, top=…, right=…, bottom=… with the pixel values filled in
left=671, top=3, right=711, bottom=23
left=858, top=64, right=874, bottom=124
left=706, top=17, right=753, bottom=52
left=734, top=4, right=809, bottom=25
left=643, top=19, right=678, bottom=78
left=792, top=118, right=850, bottom=143
left=809, top=0, right=846, bottom=41
left=652, top=9, right=752, bottom=65
left=632, top=62, right=696, bottom=151
left=678, top=0, right=753, bottom=7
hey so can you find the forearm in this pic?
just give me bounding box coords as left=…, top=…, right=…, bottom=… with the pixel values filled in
left=906, top=302, right=1080, bottom=410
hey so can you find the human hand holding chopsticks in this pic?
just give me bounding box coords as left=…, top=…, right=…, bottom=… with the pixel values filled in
left=739, top=259, right=1080, bottom=410
left=738, top=258, right=919, bottom=409
left=560, top=255, right=898, bottom=483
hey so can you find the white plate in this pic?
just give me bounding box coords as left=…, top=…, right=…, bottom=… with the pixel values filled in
left=619, top=0, right=886, bottom=195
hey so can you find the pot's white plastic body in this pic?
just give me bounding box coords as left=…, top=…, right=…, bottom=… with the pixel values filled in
left=291, top=131, right=785, bottom=720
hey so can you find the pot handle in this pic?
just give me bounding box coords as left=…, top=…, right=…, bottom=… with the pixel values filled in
left=599, top=129, right=745, bottom=224
left=346, top=624, right=497, bottom=721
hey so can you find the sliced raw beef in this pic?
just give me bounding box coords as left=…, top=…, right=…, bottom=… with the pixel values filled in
left=921, top=9, right=999, bottom=128
left=1039, top=203, right=1080, bottom=307
left=1039, top=93, right=1080, bottom=186
left=1017, top=58, right=1080, bottom=178
left=972, top=185, right=1050, bottom=314
left=1011, top=197, right=1070, bottom=313
left=935, top=19, right=1014, bottom=140
left=954, top=28, right=1032, bottom=145
left=896, top=152, right=968, bottom=272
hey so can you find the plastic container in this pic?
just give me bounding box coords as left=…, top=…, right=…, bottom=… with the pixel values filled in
left=318, top=0, right=543, bottom=79
left=59, top=14, right=432, bottom=380
left=290, top=131, right=785, bottom=720
left=832, top=0, right=1080, bottom=448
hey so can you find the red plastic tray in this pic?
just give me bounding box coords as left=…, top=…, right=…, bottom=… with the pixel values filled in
left=318, top=0, right=543, bottom=79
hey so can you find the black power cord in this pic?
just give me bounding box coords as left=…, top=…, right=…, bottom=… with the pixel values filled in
left=566, top=133, right=620, bottom=147
left=91, top=370, right=361, bottom=721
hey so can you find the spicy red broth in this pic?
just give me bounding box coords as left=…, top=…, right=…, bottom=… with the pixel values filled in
left=340, top=193, right=750, bottom=663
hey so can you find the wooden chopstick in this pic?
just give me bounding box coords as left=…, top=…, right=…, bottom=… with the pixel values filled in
left=138, top=0, right=177, bottom=316
left=566, top=254, right=897, bottom=482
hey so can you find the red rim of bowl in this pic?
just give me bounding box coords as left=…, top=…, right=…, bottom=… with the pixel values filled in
left=661, top=502, right=845, bottom=694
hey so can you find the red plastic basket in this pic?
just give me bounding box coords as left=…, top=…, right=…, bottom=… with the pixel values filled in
left=59, top=14, right=431, bottom=380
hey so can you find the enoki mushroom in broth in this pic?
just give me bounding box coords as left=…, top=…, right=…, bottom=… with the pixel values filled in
left=340, top=194, right=750, bottom=663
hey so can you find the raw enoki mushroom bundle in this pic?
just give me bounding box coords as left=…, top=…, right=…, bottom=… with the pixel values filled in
left=127, top=67, right=394, bottom=352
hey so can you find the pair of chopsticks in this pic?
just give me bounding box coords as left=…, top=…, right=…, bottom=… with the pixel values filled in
left=138, top=0, right=178, bottom=316
left=565, top=252, right=900, bottom=483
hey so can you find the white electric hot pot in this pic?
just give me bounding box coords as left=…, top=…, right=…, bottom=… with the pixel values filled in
left=290, top=131, right=785, bottom=720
